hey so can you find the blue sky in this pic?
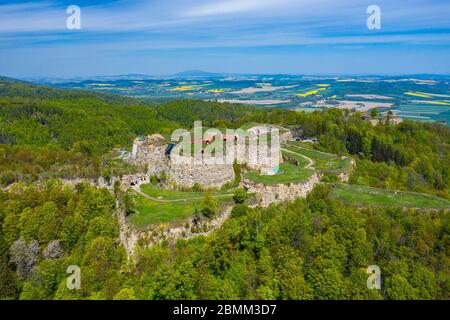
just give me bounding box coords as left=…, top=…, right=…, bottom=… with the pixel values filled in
left=0, top=0, right=449, bottom=77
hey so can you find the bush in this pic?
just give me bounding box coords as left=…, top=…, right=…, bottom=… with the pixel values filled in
left=233, top=188, right=248, bottom=204
left=191, top=183, right=203, bottom=192
left=0, top=170, right=16, bottom=186
left=160, top=171, right=168, bottom=184
left=320, top=173, right=340, bottom=183
left=113, top=288, right=136, bottom=300
left=231, top=204, right=250, bottom=218
left=201, top=195, right=218, bottom=218
left=150, top=175, right=159, bottom=185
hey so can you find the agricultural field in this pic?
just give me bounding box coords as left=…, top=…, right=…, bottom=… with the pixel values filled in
left=330, top=184, right=450, bottom=209
left=41, top=73, right=450, bottom=125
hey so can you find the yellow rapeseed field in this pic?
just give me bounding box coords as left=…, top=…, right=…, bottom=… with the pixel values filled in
left=208, top=89, right=225, bottom=93
left=295, top=88, right=326, bottom=97
left=404, top=92, right=433, bottom=98
left=170, top=85, right=197, bottom=92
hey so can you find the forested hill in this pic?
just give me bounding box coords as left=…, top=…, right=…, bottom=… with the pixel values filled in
left=0, top=77, right=449, bottom=301
left=0, top=78, right=259, bottom=185
left=0, top=77, right=449, bottom=199
left=0, top=78, right=257, bottom=153
left=0, top=78, right=146, bottom=104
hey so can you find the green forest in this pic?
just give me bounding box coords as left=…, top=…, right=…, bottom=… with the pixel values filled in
left=0, top=79, right=448, bottom=300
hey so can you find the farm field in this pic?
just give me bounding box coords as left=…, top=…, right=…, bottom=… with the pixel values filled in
left=42, top=73, right=450, bottom=125
left=330, top=184, right=450, bottom=209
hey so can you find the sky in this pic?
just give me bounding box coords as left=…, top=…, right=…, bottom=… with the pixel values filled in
left=0, top=0, right=449, bottom=78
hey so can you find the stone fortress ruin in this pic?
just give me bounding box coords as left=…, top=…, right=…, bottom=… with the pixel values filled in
left=128, top=124, right=294, bottom=190
left=117, top=124, right=357, bottom=253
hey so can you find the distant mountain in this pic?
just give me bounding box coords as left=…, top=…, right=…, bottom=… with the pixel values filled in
left=172, top=70, right=227, bottom=78
left=0, top=75, right=26, bottom=83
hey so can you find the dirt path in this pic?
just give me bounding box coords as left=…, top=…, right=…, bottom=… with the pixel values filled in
left=281, top=148, right=315, bottom=169
left=132, top=186, right=233, bottom=203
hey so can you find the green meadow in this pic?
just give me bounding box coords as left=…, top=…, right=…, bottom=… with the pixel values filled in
left=330, top=184, right=450, bottom=209
left=245, top=162, right=314, bottom=185
left=128, top=184, right=233, bottom=227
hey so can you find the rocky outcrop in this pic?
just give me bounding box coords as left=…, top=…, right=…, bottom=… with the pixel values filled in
left=243, top=173, right=321, bottom=207
left=118, top=173, right=322, bottom=257
left=116, top=200, right=140, bottom=257
left=118, top=172, right=321, bottom=256
left=139, top=206, right=232, bottom=247
left=116, top=202, right=233, bottom=257
left=118, top=173, right=150, bottom=188
left=338, top=158, right=356, bottom=183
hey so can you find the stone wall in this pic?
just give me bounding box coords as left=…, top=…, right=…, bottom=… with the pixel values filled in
left=280, top=130, right=294, bottom=144
left=126, top=128, right=295, bottom=190
left=243, top=173, right=321, bottom=207
left=129, top=142, right=235, bottom=189
left=129, top=144, right=168, bottom=175
left=168, top=153, right=235, bottom=189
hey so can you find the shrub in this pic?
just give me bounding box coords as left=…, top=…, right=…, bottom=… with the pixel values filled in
left=231, top=204, right=250, bottom=218
left=0, top=170, right=16, bottom=186
left=233, top=188, right=248, bottom=204
left=201, top=195, right=218, bottom=218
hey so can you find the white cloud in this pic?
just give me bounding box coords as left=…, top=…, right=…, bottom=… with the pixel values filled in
left=0, top=0, right=449, bottom=49
left=0, top=1, right=53, bottom=13
left=184, top=0, right=298, bottom=17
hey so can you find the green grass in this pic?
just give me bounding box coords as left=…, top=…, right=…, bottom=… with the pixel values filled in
left=284, top=144, right=352, bottom=172
left=282, top=150, right=310, bottom=167
left=239, top=122, right=289, bottom=134
left=245, top=162, right=314, bottom=185
left=287, top=140, right=316, bottom=149
left=330, top=184, right=450, bottom=209
left=128, top=184, right=234, bottom=227
left=286, top=145, right=337, bottom=161
left=140, top=183, right=231, bottom=200
left=129, top=195, right=203, bottom=227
